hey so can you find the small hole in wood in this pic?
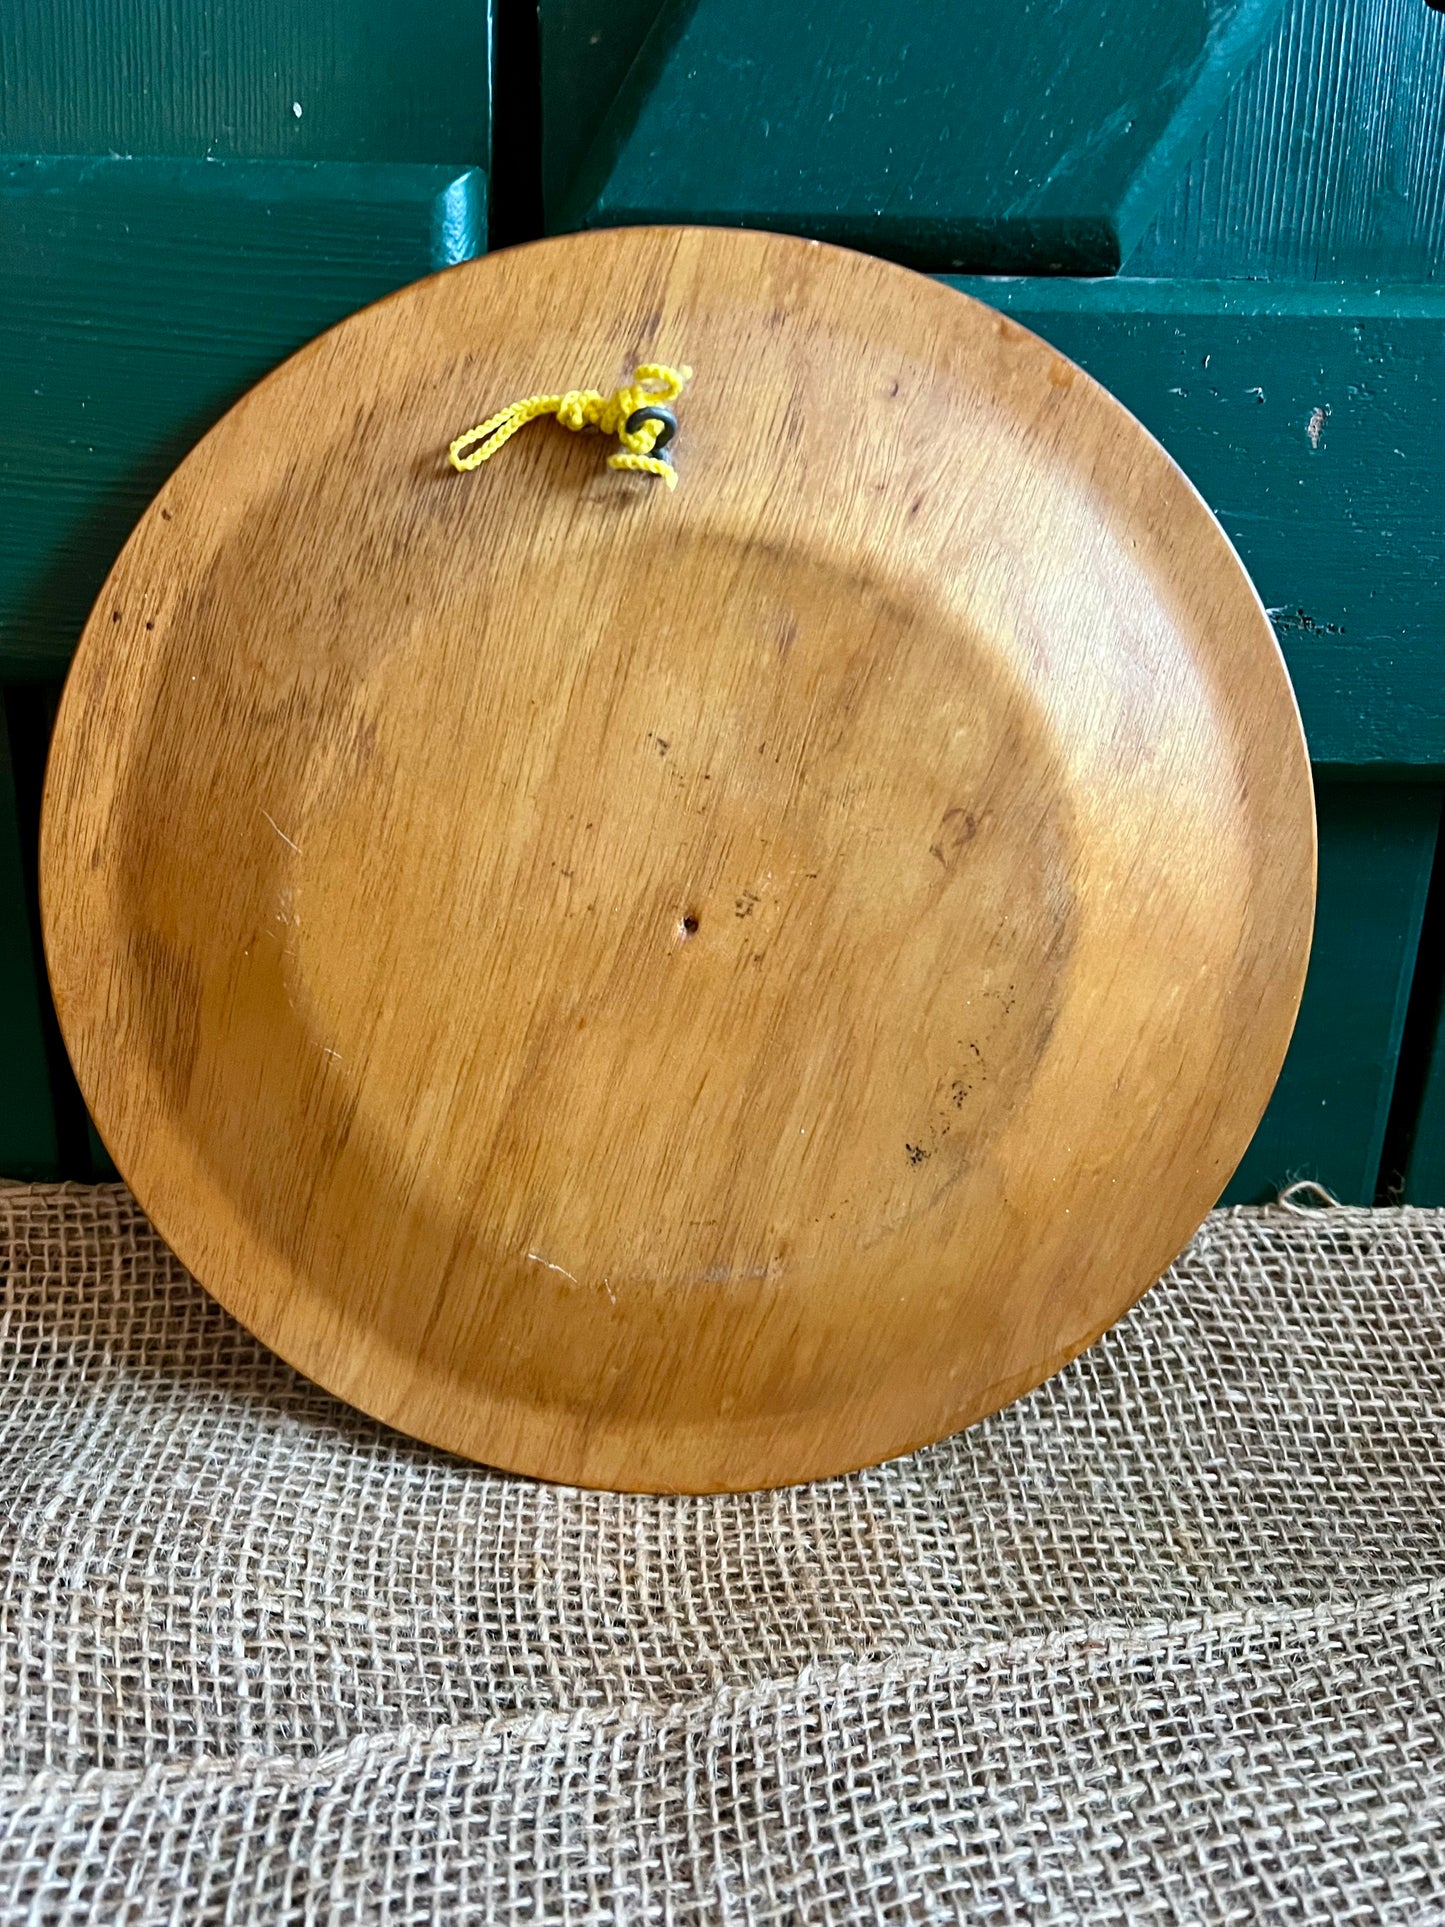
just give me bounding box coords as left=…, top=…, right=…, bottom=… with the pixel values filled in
left=680, top=914, right=700, bottom=939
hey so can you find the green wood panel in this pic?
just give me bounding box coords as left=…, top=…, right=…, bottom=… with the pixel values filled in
left=540, top=0, right=665, bottom=225
left=1400, top=847, right=1445, bottom=1203
left=1, top=682, right=118, bottom=1182
left=951, top=278, right=1445, bottom=768
left=0, top=156, right=484, bottom=681
left=1406, top=1000, right=1445, bottom=1204
left=1126, top=0, right=1445, bottom=280
left=86, top=1120, right=120, bottom=1184
left=555, top=0, right=1285, bottom=273
left=1224, top=784, right=1440, bottom=1205
left=0, top=0, right=492, bottom=165
left=0, top=693, right=59, bottom=1180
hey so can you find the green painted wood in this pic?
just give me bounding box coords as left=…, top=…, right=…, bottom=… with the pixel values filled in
left=1224, top=783, right=1441, bottom=1205
left=86, top=1119, right=120, bottom=1184
left=1399, top=842, right=1445, bottom=1203
left=1126, top=0, right=1445, bottom=280
left=0, top=156, right=484, bottom=681
left=950, top=278, right=1445, bottom=769
left=0, top=692, right=60, bottom=1179
left=3, top=680, right=113, bottom=1181
left=1405, top=1000, right=1445, bottom=1203
left=540, top=0, right=666, bottom=226
left=554, top=0, right=1286, bottom=273
left=0, top=0, right=492, bottom=165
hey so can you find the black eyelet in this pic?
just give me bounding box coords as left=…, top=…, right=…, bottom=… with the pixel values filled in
left=623, top=404, right=678, bottom=456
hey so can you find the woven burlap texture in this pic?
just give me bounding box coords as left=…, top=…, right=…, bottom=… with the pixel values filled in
left=2, top=1184, right=1443, bottom=1924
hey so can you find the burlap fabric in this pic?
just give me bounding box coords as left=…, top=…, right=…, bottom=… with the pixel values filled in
left=2, top=1184, right=1443, bottom=1923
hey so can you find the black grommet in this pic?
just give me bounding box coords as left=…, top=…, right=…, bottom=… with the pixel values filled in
left=624, top=404, right=678, bottom=455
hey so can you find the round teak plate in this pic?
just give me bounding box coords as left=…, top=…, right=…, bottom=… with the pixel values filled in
left=42, top=227, right=1315, bottom=1493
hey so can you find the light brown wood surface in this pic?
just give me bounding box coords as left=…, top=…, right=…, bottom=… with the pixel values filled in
left=41, top=227, right=1315, bottom=1493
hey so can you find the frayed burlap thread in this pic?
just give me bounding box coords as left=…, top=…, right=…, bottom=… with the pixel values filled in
left=2, top=1184, right=1444, bottom=1922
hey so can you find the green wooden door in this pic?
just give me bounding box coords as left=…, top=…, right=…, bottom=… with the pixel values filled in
left=537, top=0, right=1445, bottom=1204
left=5, top=0, right=1445, bottom=1204
left=0, top=1, right=492, bottom=1176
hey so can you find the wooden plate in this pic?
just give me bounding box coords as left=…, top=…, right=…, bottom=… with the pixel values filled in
left=41, top=227, right=1315, bottom=1492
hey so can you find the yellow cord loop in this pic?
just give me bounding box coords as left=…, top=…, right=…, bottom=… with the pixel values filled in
left=448, top=363, right=692, bottom=490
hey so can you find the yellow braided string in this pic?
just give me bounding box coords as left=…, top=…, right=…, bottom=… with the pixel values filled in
left=448, top=363, right=692, bottom=490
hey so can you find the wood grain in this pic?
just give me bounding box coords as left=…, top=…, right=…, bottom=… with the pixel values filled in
left=1126, top=0, right=1445, bottom=280
left=41, top=228, right=1315, bottom=1491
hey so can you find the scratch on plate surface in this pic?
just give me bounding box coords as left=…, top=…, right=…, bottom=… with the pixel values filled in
left=259, top=808, right=303, bottom=854
left=527, top=1251, right=579, bottom=1285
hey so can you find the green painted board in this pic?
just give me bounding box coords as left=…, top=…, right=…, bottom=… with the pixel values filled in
left=1, top=682, right=110, bottom=1182
left=0, top=0, right=492, bottom=165
left=540, top=0, right=667, bottom=226
left=555, top=0, right=1286, bottom=273
left=1127, top=0, right=1445, bottom=280
left=951, top=278, right=1445, bottom=769
left=0, top=693, right=59, bottom=1180
left=1400, top=852, right=1445, bottom=1203
left=1406, top=1000, right=1445, bottom=1204
left=0, top=156, right=484, bottom=681
left=1224, top=784, right=1440, bottom=1205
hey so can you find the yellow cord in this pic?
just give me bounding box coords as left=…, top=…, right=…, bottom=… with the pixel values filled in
left=448, top=363, right=692, bottom=490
